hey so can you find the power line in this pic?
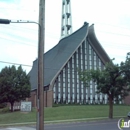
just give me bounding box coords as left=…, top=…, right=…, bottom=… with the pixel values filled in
left=93, top=21, right=130, bottom=30
left=1, top=2, right=130, bottom=31
left=0, top=60, right=32, bottom=67
left=0, top=36, right=37, bottom=47
left=97, top=30, right=130, bottom=37
left=1, top=22, right=130, bottom=38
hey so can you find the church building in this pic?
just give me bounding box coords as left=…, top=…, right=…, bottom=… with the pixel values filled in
left=28, top=22, right=111, bottom=107
left=28, top=0, right=130, bottom=107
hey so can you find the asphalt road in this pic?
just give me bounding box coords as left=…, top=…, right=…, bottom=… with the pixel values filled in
left=0, top=119, right=123, bottom=130
left=44, top=119, right=120, bottom=130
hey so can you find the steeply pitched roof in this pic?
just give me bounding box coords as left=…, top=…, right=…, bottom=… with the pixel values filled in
left=29, top=23, right=89, bottom=90
left=29, top=22, right=110, bottom=90
left=88, top=24, right=110, bottom=64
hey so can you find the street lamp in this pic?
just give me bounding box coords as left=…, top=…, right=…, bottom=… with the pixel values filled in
left=0, top=19, right=11, bottom=24
left=0, top=18, right=44, bottom=130
left=0, top=19, right=40, bottom=26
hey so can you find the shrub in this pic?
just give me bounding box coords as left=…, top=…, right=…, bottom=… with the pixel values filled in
left=1, top=107, right=10, bottom=113
left=0, top=103, right=7, bottom=108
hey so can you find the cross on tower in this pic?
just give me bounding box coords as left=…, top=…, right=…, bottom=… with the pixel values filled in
left=61, top=0, right=72, bottom=39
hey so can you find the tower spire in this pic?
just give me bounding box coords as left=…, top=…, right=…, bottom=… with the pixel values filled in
left=61, top=0, right=72, bottom=39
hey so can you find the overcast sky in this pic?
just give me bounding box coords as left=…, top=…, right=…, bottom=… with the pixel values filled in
left=0, top=0, right=130, bottom=73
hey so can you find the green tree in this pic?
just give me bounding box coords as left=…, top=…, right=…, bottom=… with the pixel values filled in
left=0, top=65, right=31, bottom=112
left=79, top=53, right=130, bottom=118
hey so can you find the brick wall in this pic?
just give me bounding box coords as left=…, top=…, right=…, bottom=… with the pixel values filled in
left=28, top=89, right=53, bottom=108
left=124, top=93, right=130, bottom=105
left=28, top=91, right=37, bottom=108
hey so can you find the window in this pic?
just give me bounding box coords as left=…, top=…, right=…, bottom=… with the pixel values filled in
left=94, top=66, right=97, bottom=70
left=81, top=59, right=83, bottom=64
left=81, top=88, right=83, bottom=93
left=94, top=56, right=96, bottom=61
left=58, top=82, right=60, bottom=87
left=85, top=48, right=87, bottom=54
left=53, top=92, right=56, bottom=98
left=68, top=62, right=70, bottom=68
left=95, top=95, right=97, bottom=100
left=81, top=65, right=83, bottom=69
left=63, top=77, right=65, bottom=82
left=77, top=93, right=79, bottom=99
left=81, top=53, right=83, bottom=59
left=63, top=72, right=65, bottom=78
left=100, top=94, right=102, bottom=100
left=72, top=63, right=74, bottom=68
left=58, top=86, right=60, bottom=93
left=89, top=61, right=92, bottom=65
left=63, top=80, right=65, bottom=85
left=63, top=87, right=65, bottom=92
left=72, top=93, right=74, bottom=101
left=68, top=74, right=70, bottom=79
left=81, top=93, right=83, bottom=100
left=53, top=85, right=56, bottom=92
left=72, top=58, right=74, bottom=64
left=90, top=88, right=92, bottom=94
left=58, top=93, right=60, bottom=102
left=89, top=50, right=91, bottom=55
left=63, top=93, right=65, bottom=99
left=77, top=87, right=79, bottom=93
left=80, top=46, right=83, bottom=54
left=94, top=61, right=96, bottom=65
left=72, top=87, right=74, bottom=93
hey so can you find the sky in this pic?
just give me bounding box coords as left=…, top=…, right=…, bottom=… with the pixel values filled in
left=0, top=0, right=130, bottom=73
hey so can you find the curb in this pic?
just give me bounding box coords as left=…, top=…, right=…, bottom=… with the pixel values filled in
left=0, top=116, right=125, bottom=127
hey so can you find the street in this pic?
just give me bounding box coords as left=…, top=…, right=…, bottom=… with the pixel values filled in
left=0, top=119, right=122, bottom=130
left=44, top=119, right=120, bottom=130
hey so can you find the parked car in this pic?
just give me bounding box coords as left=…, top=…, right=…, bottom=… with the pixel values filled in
left=127, top=112, right=130, bottom=118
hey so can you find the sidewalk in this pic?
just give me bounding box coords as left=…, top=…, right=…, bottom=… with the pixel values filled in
left=0, top=126, right=36, bottom=130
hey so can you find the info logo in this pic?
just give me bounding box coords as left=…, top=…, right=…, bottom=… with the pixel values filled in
left=118, top=118, right=130, bottom=130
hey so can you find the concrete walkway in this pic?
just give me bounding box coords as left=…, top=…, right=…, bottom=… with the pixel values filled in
left=0, top=127, right=36, bottom=130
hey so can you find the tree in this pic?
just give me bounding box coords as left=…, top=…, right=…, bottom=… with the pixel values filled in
left=79, top=53, right=130, bottom=119
left=0, top=65, right=31, bottom=112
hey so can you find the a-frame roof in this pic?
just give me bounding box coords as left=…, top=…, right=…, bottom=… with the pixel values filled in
left=29, top=22, right=110, bottom=90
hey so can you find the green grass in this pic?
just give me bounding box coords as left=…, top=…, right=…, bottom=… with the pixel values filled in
left=0, top=105, right=129, bottom=124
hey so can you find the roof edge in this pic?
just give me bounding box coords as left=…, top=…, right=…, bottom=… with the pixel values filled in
left=49, top=22, right=89, bottom=89
left=45, top=22, right=89, bottom=55
left=88, top=24, right=111, bottom=63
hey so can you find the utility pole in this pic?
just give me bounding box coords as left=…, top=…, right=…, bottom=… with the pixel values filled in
left=0, top=1, right=45, bottom=129
left=37, top=0, right=45, bottom=130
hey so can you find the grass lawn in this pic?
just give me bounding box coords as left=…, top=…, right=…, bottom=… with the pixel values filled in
left=0, top=105, right=129, bottom=124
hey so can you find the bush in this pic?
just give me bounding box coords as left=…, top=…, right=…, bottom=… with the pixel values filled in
left=1, top=107, right=10, bottom=113
left=0, top=103, right=7, bottom=108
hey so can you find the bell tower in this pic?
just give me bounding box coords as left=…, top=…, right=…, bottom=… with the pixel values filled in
left=61, top=0, right=72, bottom=39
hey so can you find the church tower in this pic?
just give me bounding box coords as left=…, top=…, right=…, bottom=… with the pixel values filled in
left=61, top=0, right=72, bottom=39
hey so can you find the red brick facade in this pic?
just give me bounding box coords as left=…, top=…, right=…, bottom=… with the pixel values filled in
left=28, top=90, right=130, bottom=107
left=124, top=93, right=130, bottom=105
left=28, top=90, right=53, bottom=108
